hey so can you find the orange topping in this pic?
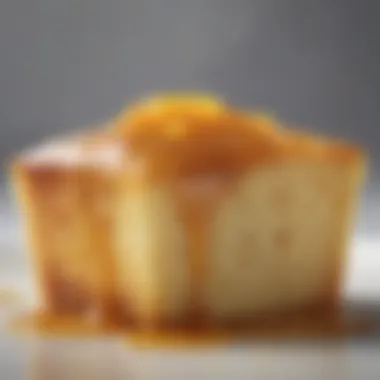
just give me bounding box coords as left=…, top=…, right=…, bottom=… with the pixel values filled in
left=113, top=95, right=289, bottom=178
left=112, top=94, right=361, bottom=178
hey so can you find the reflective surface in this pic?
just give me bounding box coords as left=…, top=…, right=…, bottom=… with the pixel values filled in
left=1, top=320, right=380, bottom=380
left=0, top=238, right=379, bottom=379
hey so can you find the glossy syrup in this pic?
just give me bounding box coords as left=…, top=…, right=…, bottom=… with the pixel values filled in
left=8, top=304, right=374, bottom=349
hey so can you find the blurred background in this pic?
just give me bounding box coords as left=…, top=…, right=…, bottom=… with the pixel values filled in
left=0, top=0, right=379, bottom=237
left=0, top=2, right=379, bottom=379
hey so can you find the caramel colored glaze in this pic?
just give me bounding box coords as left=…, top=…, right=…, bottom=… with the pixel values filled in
left=9, top=306, right=374, bottom=348
left=128, top=316, right=372, bottom=349
left=117, top=111, right=284, bottom=180
left=114, top=97, right=364, bottom=181
left=170, top=177, right=236, bottom=323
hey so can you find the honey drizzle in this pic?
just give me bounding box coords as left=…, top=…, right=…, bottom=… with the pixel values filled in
left=171, top=176, right=235, bottom=323
left=8, top=306, right=375, bottom=347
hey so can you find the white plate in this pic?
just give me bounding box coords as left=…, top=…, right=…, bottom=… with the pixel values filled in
left=0, top=237, right=379, bottom=380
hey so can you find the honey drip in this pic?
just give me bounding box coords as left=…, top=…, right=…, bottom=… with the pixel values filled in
left=8, top=306, right=375, bottom=348
left=172, top=176, right=234, bottom=323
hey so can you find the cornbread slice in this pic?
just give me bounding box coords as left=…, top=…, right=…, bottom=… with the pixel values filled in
left=114, top=96, right=365, bottom=328
left=12, top=132, right=126, bottom=323
left=11, top=95, right=366, bottom=331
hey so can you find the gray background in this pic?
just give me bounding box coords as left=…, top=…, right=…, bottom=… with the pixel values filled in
left=0, top=0, right=379, bottom=234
